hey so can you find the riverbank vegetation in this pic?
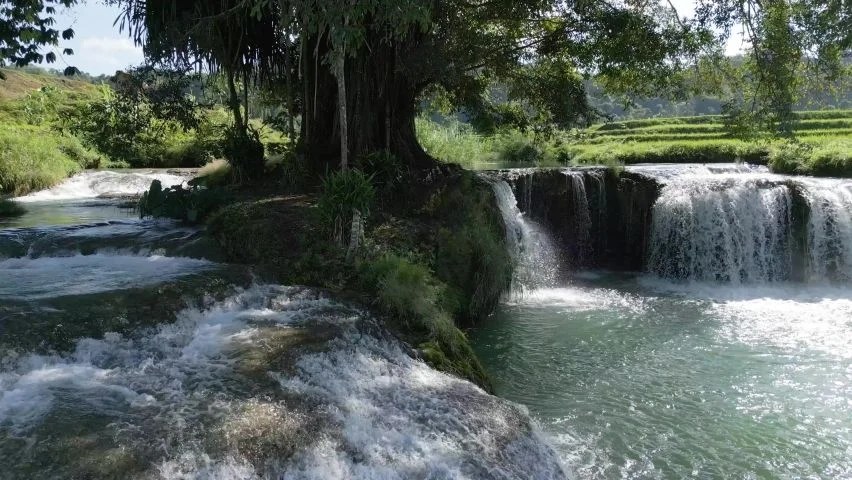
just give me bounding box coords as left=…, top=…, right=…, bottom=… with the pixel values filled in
left=0, top=67, right=287, bottom=195
left=204, top=166, right=510, bottom=389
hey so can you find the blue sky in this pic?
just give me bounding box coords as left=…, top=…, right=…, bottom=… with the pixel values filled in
left=45, top=2, right=143, bottom=75
left=44, top=0, right=743, bottom=76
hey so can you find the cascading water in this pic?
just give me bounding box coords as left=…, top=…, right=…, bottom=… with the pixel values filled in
left=564, top=171, right=592, bottom=260
left=799, top=178, right=852, bottom=282
left=0, top=285, right=566, bottom=478
left=472, top=163, right=852, bottom=479
left=644, top=166, right=852, bottom=284
left=647, top=173, right=793, bottom=283
left=487, top=177, right=559, bottom=296
left=14, top=170, right=188, bottom=202
left=1, top=169, right=567, bottom=478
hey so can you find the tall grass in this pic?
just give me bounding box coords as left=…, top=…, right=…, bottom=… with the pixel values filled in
left=768, top=139, right=852, bottom=177
left=0, top=124, right=103, bottom=195
left=416, top=117, right=568, bottom=169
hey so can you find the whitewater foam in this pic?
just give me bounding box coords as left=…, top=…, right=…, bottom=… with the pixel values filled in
left=15, top=170, right=188, bottom=202
left=0, top=285, right=566, bottom=478
left=647, top=173, right=793, bottom=283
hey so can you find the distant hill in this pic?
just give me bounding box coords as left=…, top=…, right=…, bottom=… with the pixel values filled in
left=0, top=68, right=99, bottom=102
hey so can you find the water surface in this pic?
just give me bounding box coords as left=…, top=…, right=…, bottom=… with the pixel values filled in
left=472, top=275, right=852, bottom=479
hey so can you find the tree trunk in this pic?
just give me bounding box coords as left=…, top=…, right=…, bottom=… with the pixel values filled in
left=226, top=68, right=244, bottom=130
left=300, top=31, right=437, bottom=173
left=334, top=51, right=348, bottom=170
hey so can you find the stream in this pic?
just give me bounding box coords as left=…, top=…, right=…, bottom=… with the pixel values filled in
left=0, top=170, right=564, bottom=479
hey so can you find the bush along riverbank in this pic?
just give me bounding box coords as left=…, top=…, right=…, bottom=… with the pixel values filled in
left=202, top=161, right=512, bottom=390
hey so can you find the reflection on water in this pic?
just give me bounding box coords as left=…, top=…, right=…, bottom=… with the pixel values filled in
left=0, top=199, right=137, bottom=229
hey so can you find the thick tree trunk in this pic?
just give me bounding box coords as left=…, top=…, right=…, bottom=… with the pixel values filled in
left=301, top=32, right=437, bottom=173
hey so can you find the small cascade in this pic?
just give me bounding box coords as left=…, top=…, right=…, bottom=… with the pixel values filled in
left=15, top=170, right=188, bottom=202
left=564, top=171, right=592, bottom=260
left=799, top=179, right=852, bottom=282
left=487, top=177, right=559, bottom=296
left=647, top=175, right=793, bottom=283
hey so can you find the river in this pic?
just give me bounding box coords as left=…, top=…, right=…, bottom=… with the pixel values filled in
left=0, top=170, right=564, bottom=479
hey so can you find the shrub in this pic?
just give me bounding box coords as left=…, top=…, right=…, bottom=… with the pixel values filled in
left=363, top=254, right=442, bottom=327
left=272, top=150, right=312, bottom=193
left=191, top=159, right=232, bottom=188
left=316, top=169, right=375, bottom=242
left=767, top=140, right=812, bottom=174
left=356, top=150, right=408, bottom=192
left=495, top=135, right=542, bottom=164
left=139, top=180, right=231, bottom=223
left=222, top=126, right=265, bottom=180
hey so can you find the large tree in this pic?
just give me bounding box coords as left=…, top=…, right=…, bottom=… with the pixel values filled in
left=114, top=0, right=710, bottom=172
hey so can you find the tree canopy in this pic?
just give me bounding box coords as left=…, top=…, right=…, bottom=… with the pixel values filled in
left=0, top=0, right=78, bottom=78
left=3, top=0, right=850, bottom=170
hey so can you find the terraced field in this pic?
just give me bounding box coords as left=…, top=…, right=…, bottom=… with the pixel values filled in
left=418, top=110, right=852, bottom=176
left=568, top=110, right=852, bottom=173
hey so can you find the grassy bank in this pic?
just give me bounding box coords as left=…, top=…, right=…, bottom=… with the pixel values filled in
left=418, top=110, right=852, bottom=176
left=0, top=69, right=105, bottom=195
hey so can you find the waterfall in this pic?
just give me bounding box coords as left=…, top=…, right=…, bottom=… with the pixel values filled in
left=564, top=171, right=592, bottom=260
left=648, top=175, right=793, bottom=283
left=799, top=179, right=852, bottom=282
left=488, top=164, right=852, bottom=285
left=15, top=170, right=189, bottom=202
left=487, top=177, right=559, bottom=296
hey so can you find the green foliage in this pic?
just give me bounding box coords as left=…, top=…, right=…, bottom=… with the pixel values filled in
left=420, top=110, right=852, bottom=170
left=426, top=173, right=513, bottom=323
left=357, top=252, right=492, bottom=389
left=0, top=199, right=25, bottom=218
left=355, top=151, right=407, bottom=193
left=363, top=254, right=443, bottom=326
left=222, top=125, right=265, bottom=179
left=139, top=180, right=231, bottom=223
left=417, top=117, right=557, bottom=168
left=316, top=169, right=375, bottom=237
left=0, top=123, right=103, bottom=195
left=768, top=139, right=852, bottom=177
left=67, top=85, right=217, bottom=168
left=0, top=1, right=78, bottom=75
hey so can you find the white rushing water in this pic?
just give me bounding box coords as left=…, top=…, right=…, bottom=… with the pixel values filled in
left=799, top=178, right=852, bottom=282
left=488, top=178, right=560, bottom=296
left=0, top=285, right=566, bottom=479
left=647, top=173, right=793, bottom=283
left=644, top=166, right=852, bottom=283
left=15, top=170, right=188, bottom=202
left=564, top=171, right=592, bottom=258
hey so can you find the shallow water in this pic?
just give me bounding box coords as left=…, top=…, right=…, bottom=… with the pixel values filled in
left=472, top=274, right=852, bottom=479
